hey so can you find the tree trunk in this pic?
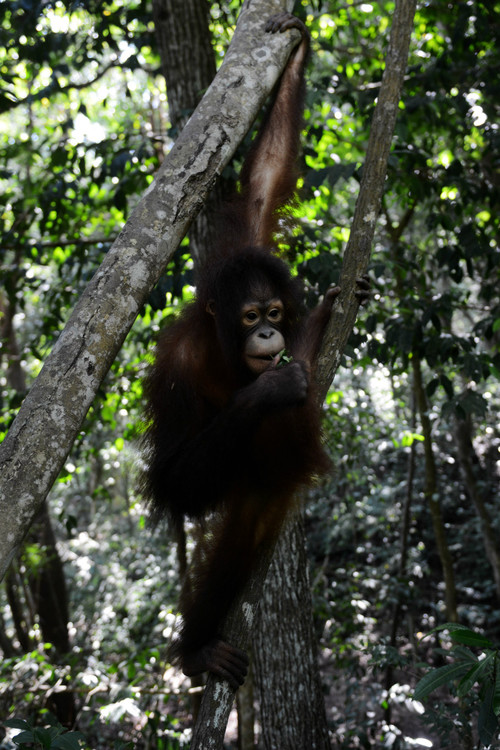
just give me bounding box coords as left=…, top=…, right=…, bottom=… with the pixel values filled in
left=0, top=290, right=26, bottom=393
left=1, top=290, right=75, bottom=724
left=5, top=565, right=33, bottom=652
left=412, top=353, right=458, bottom=622
left=27, top=503, right=71, bottom=656
left=153, top=0, right=215, bottom=135
left=454, top=415, right=500, bottom=603
left=27, top=503, right=75, bottom=726
left=253, top=516, right=330, bottom=750
left=384, top=389, right=417, bottom=723
left=153, top=0, right=222, bottom=265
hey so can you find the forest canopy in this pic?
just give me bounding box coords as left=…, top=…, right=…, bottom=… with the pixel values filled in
left=0, top=0, right=499, bottom=748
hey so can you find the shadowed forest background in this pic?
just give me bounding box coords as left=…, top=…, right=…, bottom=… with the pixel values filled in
left=0, top=0, right=499, bottom=748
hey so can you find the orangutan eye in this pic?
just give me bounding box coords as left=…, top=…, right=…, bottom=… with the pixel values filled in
left=268, top=307, right=283, bottom=322
left=243, top=310, right=259, bottom=325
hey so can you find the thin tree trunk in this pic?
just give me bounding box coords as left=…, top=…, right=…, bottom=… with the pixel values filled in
left=0, top=290, right=26, bottom=393
left=384, top=389, right=417, bottom=723
left=1, top=291, right=75, bottom=725
left=27, top=503, right=71, bottom=656
left=5, top=566, right=33, bottom=652
left=454, top=415, right=500, bottom=603
left=316, top=0, right=417, bottom=396
left=412, top=353, right=457, bottom=622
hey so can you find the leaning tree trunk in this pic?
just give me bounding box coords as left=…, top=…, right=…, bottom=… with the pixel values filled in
left=1, top=290, right=75, bottom=725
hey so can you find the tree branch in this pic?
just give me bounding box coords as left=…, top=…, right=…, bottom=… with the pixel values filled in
left=316, top=0, right=417, bottom=398
left=3, top=63, right=117, bottom=112
left=0, top=0, right=302, bottom=579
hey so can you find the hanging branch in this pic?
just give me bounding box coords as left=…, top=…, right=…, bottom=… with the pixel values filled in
left=190, top=1, right=417, bottom=747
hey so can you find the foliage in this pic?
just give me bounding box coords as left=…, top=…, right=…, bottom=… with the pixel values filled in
left=3, top=717, right=86, bottom=750
left=2, top=714, right=187, bottom=750
left=414, top=624, right=500, bottom=748
left=1, top=0, right=500, bottom=747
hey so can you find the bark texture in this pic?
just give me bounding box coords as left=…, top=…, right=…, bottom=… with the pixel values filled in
left=253, top=517, right=330, bottom=750
left=153, top=0, right=216, bottom=134
left=153, top=0, right=222, bottom=265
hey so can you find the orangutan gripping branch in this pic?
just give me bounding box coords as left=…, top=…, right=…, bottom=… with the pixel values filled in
left=142, top=13, right=368, bottom=690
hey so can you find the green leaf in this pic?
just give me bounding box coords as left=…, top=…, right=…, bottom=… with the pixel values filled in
left=52, top=733, right=86, bottom=749
left=450, top=629, right=495, bottom=649
left=456, top=655, right=495, bottom=698
left=3, top=720, right=31, bottom=730
left=414, top=661, right=472, bottom=700
left=426, top=377, right=439, bottom=397
left=478, top=681, right=498, bottom=747
left=439, top=374, right=454, bottom=399
left=12, top=730, right=36, bottom=745
left=457, top=662, right=481, bottom=698
left=34, top=726, right=53, bottom=747
left=422, top=622, right=471, bottom=639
